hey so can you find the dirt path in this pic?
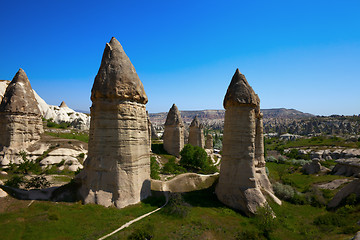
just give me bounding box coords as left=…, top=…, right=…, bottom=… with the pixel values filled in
left=98, top=192, right=169, bottom=240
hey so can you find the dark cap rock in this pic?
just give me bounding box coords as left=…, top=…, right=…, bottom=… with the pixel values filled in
left=0, top=69, right=41, bottom=115
left=223, top=69, right=258, bottom=109
left=164, top=104, right=183, bottom=126
left=190, top=116, right=202, bottom=128
left=59, top=101, right=68, bottom=108
left=91, top=37, right=148, bottom=104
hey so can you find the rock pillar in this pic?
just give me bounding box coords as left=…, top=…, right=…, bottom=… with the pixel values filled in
left=188, top=116, right=204, bottom=148
left=79, top=37, right=151, bottom=208
left=0, top=69, right=43, bottom=152
left=215, top=69, right=280, bottom=215
left=163, top=104, right=184, bottom=157
left=205, top=134, right=213, bottom=150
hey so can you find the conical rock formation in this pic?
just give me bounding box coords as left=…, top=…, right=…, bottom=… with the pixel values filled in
left=205, top=134, right=213, bottom=150
left=216, top=69, right=280, bottom=216
left=0, top=69, right=43, bottom=156
left=188, top=116, right=204, bottom=148
left=79, top=37, right=151, bottom=208
left=163, top=104, right=184, bottom=157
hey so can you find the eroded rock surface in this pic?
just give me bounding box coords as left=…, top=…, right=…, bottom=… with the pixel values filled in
left=163, top=104, right=184, bottom=157
left=216, top=69, right=280, bottom=216
left=79, top=37, right=151, bottom=209
left=0, top=69, right=43, bottom=154
left=188, top=116, right=204, bottom=148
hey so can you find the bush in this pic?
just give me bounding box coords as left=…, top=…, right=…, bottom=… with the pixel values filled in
left=180, top=144, right=216, bottom=173
left=150, top=156, right=160, bottom=180
left=5, top=175, right=26, bottom=188
left=127, top=224, right=154, bottom=240
left=8, top=151, right=42, bottom=174
left=162, top=193, right=190, bottom=218
left=273, top=182, right=295, bottom=201
left=161, top=157, right=186, bottom=175
left=255, top=205, right=276, bottom=238
left=235, top=229, right=262, bottom=240
left=265, top=156, right=278, bottom=163
left=25, top=176, right=50, bottom=189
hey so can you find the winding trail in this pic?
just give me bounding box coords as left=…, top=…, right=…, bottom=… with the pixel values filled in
left=98, top=192, right=169, bottom=240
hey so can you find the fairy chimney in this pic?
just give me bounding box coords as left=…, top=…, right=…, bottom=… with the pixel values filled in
left=163, top=104, right=184, bottom=157
left=205, top=134, right=213, bottom=150
left=215, top=69, right=280, bottom=216
left=188, top=116, right=204, bottom=148
left=0, top=69, right=43, bottom=151
left=79, top=37, right=151, bottom=208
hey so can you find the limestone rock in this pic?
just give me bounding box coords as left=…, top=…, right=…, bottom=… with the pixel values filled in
left=0, top=180, right=7, bottom=198
left=205, top=134, right=213, bottom=150
left=163, top=104, right=184, bottom=157
left=79, top=37, right=151, bottom=209
left=0, top=69, right=43, bottom=151
left=332, top=158, right=360, bottom=177
left=216, top=69, right=280, bottom=216
left=188, top=116, right=204, bottom=148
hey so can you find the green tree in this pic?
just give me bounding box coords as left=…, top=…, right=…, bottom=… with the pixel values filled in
left=179, top=144, right=208, bottom=170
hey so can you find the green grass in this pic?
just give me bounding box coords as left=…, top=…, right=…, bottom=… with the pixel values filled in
left=45, top=131, right=89, bottom=143
left=0, top=198, right=160, bottom=240
left=267, top=162, right=348, bottom=192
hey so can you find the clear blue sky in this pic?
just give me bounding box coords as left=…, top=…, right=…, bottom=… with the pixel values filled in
left=1, top=0, right=359, bottom=115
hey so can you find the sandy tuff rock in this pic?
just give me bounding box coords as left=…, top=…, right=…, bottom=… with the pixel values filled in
left=302, top=159, right=321, bottom=174
left=188, top=116, right=204, bottom=148
left=0, top=69, right=43, bottom=150
left=328, top=179, right=360, bottom=208
left=79, top=37, right=151, bottom=209
left=216, top=69, right=280, bottom=216
left=205, top=134, right=213, bottom=150
left=163, top=104, right=184, bottom=157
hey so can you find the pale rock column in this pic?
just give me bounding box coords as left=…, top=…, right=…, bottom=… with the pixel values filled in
left=188, top=116, right=205, bottom=148
left=215, top=69, right=280, bottom=216
left=163, top=104, right=184, bottom=157
left=0, top=69, right=43, bottom=154
left=79, top=37, right=151, bottom=209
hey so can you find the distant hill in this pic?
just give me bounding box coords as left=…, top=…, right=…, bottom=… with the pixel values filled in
left=149, top=108, right=314, bottom=126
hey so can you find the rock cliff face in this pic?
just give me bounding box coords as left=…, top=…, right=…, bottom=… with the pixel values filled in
left=0, top=69, right=43, bottom=152
left=163, top=104, right=184, bottom=157
left=79, top=37, right=151, bottom=208
left=215, top=69, right=280, bottom=215
left=188, top=116, right=204, bottom=148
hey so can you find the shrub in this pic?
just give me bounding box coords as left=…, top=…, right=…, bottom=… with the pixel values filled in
left=162, top=193, right=190, bottom=218
left=8, top=151, right=42, bottom=174
left=150, top=156, right=160, bottom=180
left=235, top=229, right=262, bottom=240
left=25, top=176, right=50, bottom=189
left=5, top=175, right=26, bottom=188
left=265, top=156, right=278, bottom=163
left=127, top=224, right=154, bottom=240
left=272, top=182, right=295, bottom=201
left=180, top=144, right=216, bottom=173
left=255, top=205, right=276, bottom=238
left=161, top=157, right=186, bottom=174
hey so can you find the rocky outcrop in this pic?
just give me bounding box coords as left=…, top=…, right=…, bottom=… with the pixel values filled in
left=188, top=116, right=204, bottom=148
left=205, top=134, right=213, bottom=150
left=79, top=37, right=151, bottom=209
left=332, top=158, right=360, bottom=177
left=0, top=69, right=43, bottom=152
left=216, top=69, right=280, bottom=216
left=34, top=91, right=90, bottom=130
left=328, top=179, right=360, bottom=208
left=163, top=104, right=184, bottom=157
left=302, top=159, right=321, bottom=174
left=151, top=173, right=218, bottom=193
